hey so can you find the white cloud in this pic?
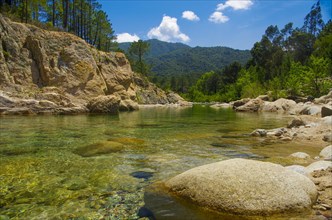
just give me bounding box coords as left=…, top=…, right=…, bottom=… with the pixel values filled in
left=217, top=0, right=253, bottom=11
left=182, top=11, right=200, bottom=21
left=147, top=15, right=190, bottom=42
left=209, top=12, right=229, bottom=24
left=116, top=33, right=140, bottom=43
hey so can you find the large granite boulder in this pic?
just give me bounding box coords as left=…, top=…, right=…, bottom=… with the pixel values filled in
left=231, top=98, right=250, bottom=109
left=87, top=95, right=120, bottom=114
left=262, top=98, right=296, bottom=113
left=305, top=161, right=332, bottom=174
left=299, top=105, right=322, bottom=116
left=166, top=159, right=317, bottom=216
left=319, top=145, right=332, bottom=160
left=235, top=98, right=263, bottom=112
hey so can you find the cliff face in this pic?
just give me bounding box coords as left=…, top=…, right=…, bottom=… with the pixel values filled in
left=0, top=15, right=188, bottom=115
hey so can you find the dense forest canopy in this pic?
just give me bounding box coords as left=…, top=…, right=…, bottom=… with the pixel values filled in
left=120, top=40, right=251, bottom=92
left=0, top=0, right=116, bottom=51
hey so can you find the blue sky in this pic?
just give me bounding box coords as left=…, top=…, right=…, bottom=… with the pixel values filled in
left=99, top=0, right=332, bottom=50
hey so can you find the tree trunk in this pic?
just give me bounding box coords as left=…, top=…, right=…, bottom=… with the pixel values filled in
left=80, top=0, right=83, bottom=38
left=25, top=0, right=28, bottom=23
left=63, top=0, right=68, bottom=30
left=52, top=0, right=56, bottom=26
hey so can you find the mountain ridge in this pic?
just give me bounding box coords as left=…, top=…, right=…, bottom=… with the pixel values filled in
left=119, top=39, right=251, bottom=82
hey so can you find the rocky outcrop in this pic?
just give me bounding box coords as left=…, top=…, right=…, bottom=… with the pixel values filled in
left=87, top=95, right=120, bottom=114
left=235, top=98, right=263, bottom=112
left=262, top=98, right=296, bottom=113
left=250, top=116, right=332, bottom=145
left=134, top=73, right=191, bottom=106
left=0, top=15, right=186, bottom=115
left=232, top=93, right=332, bottom=117
left=166, top=159, right=317, bottom=216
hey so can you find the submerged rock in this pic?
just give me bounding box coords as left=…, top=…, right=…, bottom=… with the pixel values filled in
left=250, top=129, right=267, bottom=137
left=166, top=158, right=317, bottom=216
left=289, top=152, right=311, bottom=159
left=137, top=207, right=156, bottom=220
left=107, top=137, right=145, bottom=145
left=73, top=141, right=124, bottom=157
left=130, top=171, right=154, bottom=180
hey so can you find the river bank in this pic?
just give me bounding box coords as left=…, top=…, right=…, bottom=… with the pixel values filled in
left=167, top=92, right=332, bottom=219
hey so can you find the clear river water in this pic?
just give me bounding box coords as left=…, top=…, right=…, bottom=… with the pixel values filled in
left=0, top=105, right=320, bottom=219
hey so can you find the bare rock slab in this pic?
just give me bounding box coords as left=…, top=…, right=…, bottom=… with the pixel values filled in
left=166, top=158, right=317, bottom=216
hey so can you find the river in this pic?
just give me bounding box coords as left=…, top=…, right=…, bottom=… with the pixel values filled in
left=0, top=105, right=319, bottom=219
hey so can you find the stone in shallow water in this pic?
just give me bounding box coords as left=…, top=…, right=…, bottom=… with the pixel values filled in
left=73, top=141, right=123, bottom=157
left=166, top=158, right=317, bottom=216
left=130, top=171, right=154, bottom=180
left=210, top=143, right=237, bottom=148
left=289, top=152, right=311, bottom=159
left=137, top=206, right=156, bottom=220
left=224, top=152, right=266, bottom=159
left=108, top=137, right=145, bottom=145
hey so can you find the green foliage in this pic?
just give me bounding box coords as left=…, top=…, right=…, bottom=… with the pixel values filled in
left=0, top=0, right=116, bottom=52
left=303, top=56, right=331, bottom=97
left=285, top=61, right=307, bottom=96
left=187, top=0, right=330, bottom=102
left=119, top=39, right=251, bottom=90
left=128, top=40, right=150, bottom=75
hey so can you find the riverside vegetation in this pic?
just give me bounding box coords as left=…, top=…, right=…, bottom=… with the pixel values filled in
left=0, top=0, right=332, bottom=219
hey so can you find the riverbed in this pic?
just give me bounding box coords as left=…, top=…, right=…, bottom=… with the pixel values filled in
left=0, top=105, right=320, bottom=219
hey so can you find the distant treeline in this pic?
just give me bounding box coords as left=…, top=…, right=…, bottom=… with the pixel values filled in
left=185, top=1, right=332, bottom=102
left=0, top=0, right=116, bottom=51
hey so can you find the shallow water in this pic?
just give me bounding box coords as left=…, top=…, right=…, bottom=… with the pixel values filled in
left=0, top=105, right=319, bottom=219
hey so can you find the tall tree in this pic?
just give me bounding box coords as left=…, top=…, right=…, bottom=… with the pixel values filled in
left=302, top=0, right=325, bottom=36
left=128, top=40, right=150, bottom=75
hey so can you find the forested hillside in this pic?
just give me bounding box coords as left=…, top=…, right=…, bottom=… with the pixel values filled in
left=186, top=1, right=332, bottom=102
left=0, top=0, right=116, bottom=51
left=120, top=39, right=251, bottom=92
left=119, top=39, right=191, bottom=58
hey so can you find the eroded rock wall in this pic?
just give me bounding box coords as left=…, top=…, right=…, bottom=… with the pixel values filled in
left=0, top=15, right=185, bottom=114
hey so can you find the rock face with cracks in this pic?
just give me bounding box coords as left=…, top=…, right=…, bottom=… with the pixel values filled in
left=166, top=159, right=317, bottom=216
left=0, top=15, right=185, bottom=115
